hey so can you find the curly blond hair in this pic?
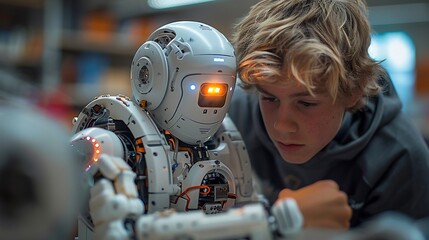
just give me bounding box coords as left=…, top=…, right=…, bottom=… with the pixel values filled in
left=232, top=0, right=385, bottom=111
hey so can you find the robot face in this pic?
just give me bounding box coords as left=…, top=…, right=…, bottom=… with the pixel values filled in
left=131, top=21, right=237, bottom=144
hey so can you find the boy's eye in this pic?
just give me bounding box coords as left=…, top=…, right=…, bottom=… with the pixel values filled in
left=299, top=101, right=317, bottom=107
left=261, top=95, right=278, bottom=102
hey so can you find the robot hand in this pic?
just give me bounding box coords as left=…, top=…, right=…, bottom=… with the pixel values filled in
left=87, top=154, right=144, bottom=239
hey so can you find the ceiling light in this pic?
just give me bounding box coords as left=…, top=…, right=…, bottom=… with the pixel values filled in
left=148, top=0, right=216, bottom=9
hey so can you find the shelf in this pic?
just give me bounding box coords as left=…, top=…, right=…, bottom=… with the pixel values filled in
left=61, top=31, right=140, bottom=57
left=63, top=68, right=132, bottom=108
left=0, top=0, right=44, bottom=8
left=0, top=55, right=41, bottom=68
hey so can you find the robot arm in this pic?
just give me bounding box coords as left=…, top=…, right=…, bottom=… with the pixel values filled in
left=86, top=153, right=303, bottom=240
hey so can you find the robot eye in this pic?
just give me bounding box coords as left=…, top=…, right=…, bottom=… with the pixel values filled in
left=200, top=83, right=227, bottom=97
left=198, top=83, right=228, bottom=108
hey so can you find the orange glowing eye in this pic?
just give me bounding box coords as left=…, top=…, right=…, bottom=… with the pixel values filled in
left=201, top=83, right=227, bottom=96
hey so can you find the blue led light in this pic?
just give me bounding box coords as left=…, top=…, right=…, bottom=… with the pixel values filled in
left=190, top=84, right=196, bottom=90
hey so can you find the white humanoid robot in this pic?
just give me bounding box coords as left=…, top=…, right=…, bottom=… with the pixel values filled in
left=70, top=21, right=303, bottom=240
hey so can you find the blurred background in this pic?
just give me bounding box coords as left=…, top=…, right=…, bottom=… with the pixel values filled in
left=0, top=0, right=428, bottom=138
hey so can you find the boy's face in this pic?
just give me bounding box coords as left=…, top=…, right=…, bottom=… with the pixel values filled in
left=257, top=81, right=354, bottom=164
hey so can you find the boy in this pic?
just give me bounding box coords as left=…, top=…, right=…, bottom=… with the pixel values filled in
left=229, top=0, right=429, bottom=229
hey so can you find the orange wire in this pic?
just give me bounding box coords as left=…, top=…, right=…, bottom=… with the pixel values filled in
left=173, top=185, right=211, bottom=210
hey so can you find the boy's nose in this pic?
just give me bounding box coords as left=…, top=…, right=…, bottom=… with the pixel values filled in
left=273, top=108, right=298, bottom=133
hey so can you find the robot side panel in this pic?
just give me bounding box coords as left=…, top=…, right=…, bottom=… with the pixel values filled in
left=210, top=115, right=255, bottom=204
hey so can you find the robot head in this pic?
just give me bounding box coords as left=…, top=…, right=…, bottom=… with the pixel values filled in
left=131, top=21, right=236, bottom=145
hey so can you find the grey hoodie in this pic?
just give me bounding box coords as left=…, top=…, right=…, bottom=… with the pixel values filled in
left=228, top=75, right=429, bottom=227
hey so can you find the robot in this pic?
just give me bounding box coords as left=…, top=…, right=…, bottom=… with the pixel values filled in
left=70, top=21, right=303, bottom=240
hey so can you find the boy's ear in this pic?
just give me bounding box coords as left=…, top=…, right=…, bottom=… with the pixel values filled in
left=346, top=94, right=361, bottom=109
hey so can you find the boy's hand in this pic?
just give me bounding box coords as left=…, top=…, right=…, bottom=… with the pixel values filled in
left=276, top=180, right=352, bottom=229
